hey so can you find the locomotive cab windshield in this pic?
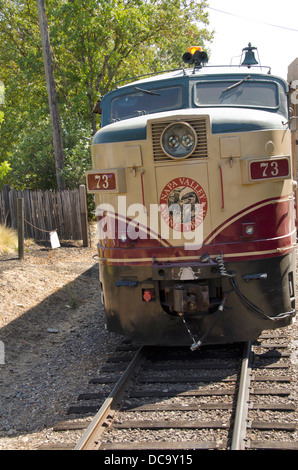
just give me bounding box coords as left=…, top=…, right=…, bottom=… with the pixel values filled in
left=110, top=85, right=184, bottom=122
left=195, top=79, right=279, bottom=109
left=101, top=73, right=288, bottom=127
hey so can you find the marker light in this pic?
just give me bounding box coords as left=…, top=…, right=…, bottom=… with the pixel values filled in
left=120, top=233, right=128, bottom=243
left=242, top=223, right=256, bottom=238
left=188, top=46, right=202, bottom=54
left=182, top=47, right=208, bottom=66
left=245, top=225, right=254, bottom=235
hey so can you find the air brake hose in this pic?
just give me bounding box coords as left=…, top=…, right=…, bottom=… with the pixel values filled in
left=230, top=276, right=295, bottom=322
left=189, top=294, right=227, bottom=351
left=216, top=255, right=295, bottom=321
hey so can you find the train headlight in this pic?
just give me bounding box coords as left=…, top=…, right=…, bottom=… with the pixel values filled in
left=161, top=122, right=197, bottom=159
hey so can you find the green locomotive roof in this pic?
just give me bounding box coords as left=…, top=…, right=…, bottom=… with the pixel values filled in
left=92, top=61, right=289, bottom=146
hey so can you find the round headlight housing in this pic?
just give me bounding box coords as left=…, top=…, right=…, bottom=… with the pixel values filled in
left=161, top=122, right=197, bottom=159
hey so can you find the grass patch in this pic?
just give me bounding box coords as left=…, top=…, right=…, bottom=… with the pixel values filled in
left=0, top=225, right=18, bottom=254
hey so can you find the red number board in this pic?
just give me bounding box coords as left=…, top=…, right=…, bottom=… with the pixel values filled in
left=250, top=158, right=289, bottom=181
left=87, top=172, right=116, bottom=191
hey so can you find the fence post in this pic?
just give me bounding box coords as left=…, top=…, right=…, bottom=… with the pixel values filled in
left=79, top=185, right=89, bottom=247
left=17, top=198, right=24, bottom=260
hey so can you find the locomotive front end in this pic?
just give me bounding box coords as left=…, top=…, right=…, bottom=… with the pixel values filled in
left=87, top=45, right=296, bottom=348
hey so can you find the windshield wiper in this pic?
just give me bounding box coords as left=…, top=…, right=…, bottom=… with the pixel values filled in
left=134, top=86, right=160, bottom=96
left=221, top=75, right=251, bottom=94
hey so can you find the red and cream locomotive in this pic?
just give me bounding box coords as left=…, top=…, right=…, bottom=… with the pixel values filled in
left=87, top=44, right=296, bottom=349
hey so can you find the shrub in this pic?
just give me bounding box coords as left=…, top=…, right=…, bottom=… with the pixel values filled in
left=0, top=225, right=18, bottom=254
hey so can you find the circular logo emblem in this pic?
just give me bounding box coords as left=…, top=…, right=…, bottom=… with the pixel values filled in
left=159, top=177, right=208, bottom=232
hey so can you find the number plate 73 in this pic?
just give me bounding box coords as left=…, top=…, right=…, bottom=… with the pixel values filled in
left=250, top=158, right=289, bottom=181
left=86, top=169, right=126, bottom=193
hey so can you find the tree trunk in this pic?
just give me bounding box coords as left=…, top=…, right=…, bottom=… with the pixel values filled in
left=37, top=0, right=66, bottom=190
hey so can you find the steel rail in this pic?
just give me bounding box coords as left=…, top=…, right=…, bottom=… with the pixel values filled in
left=74, top=346, right=145, bottom=450
left=231, top=341, right=252, bottom=450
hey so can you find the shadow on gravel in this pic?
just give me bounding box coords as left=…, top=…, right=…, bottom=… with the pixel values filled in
left=0, top=262, right=117, bottom=439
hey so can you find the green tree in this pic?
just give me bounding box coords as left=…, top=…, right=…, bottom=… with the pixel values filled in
left=0, top=0, right=213, bottom=190
left=0, top=81, right=11, bottom=185
left=0, top=0, right=47, bottom=188
left=48, top=0, right=212, bottom=133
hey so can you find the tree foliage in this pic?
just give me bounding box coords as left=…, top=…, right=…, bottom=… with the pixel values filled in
left=0, top=0, right=213, bottom=190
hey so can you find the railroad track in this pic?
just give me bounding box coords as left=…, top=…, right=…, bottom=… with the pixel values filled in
left=60, top=332, right=296, bottom=451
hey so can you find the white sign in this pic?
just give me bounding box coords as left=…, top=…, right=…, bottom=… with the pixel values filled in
left=50, top=230, right=60, bottom=249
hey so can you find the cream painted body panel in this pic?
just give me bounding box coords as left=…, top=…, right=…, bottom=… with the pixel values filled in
left=91, top=120, right=293, bottom=247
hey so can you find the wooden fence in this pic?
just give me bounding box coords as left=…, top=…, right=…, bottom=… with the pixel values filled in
left=0, top=185, right=89, bottom=244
